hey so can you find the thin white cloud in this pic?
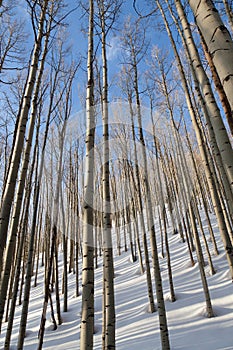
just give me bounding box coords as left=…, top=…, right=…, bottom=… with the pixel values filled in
left=106, top=35, right=122, bottom=61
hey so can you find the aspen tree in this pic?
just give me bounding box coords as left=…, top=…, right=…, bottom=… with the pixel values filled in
left=147, top=50, right=180, bottom=301
left=9, top=135, right=40, bottom=348
left=146, top=50, right=182, bottom=238
left=157, top=142, right=176, bottom=302
left=122, top=18, right=170, bottom=349
left=125, top=160, right=144, bottom=271
left=113, top=104, right=144, bottom=270
left=74, top=149, right=81, bottom=298
left=34, top=203, right=43, bottom=288
left=60, top=184, right=69, bottom=302
left=168, top=145, right=196, bottom=257
left=3, top=105, right=42, bottom=345
left=0, top=0, right=49, bottom=277
left=134, top=52, right=170, bottom=350
left=199, top=29, right=233, bottom=136
left=188, top=0, right=233, bottom=113
left=4, top=164, right=39, bottom=349
left=38, top=138, right=63, bottom=346
left=80, top=0, right=95, bottom=348
left=119, top=66, right=155, bottom=310
left=172, top=0, right=233, bottom=216
left=173, top=126, right=214, bottom=317
left=182, top=120, right=219, bottom=256
left=97, top=1, right=122, bottom=346
left=156, top=0, right=233, bottom=280
left=38, top=62, right=77, bottom=346
left=128, top=91, right=155, bottom=314
left=0, top=16, right=51, bottom=331
left=17, top=24, right=73, bottom=348
left=175, top=124, right=216, bottom=275
left=222, top=0, right=233, bottom=33
left=121, top=161, right=137, bottom=263
left=110, top=164, right=121, bottom=256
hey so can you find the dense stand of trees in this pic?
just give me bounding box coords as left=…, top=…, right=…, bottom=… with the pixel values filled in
left=0, top=1, right=233, bottom=350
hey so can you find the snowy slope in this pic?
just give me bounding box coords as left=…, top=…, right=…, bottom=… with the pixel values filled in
left=1, top=211, right=233, bottom=350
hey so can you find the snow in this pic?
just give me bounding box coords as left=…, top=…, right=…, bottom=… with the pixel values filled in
left=1, top=211, right=233, bottom=349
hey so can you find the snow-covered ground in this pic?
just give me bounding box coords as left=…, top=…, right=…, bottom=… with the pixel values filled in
left=1, top=211, right=233, bottom=349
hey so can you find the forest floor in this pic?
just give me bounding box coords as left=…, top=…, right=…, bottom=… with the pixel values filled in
left=1, top=209, right=233, bottom=349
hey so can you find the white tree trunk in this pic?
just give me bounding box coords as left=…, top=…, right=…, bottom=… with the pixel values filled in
left=223, top=0, right=233, bottom=33
left=80, top=0, right=95, bottom=348
left=0, top=0, right=49, bottom=275
left=174, top=0, right=233, bottom=204
left=99, top=2, right=116, bottom=347
left=0, top=26, right=50, bottom=332
left=157, top=0, right=233, bottom=280
left=188, top=0, right=233, bottom=112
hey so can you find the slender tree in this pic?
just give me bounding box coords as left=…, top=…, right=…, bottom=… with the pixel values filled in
left=188, top=0, right=233, bottom=112
left=122, top=18, right=170, bottom=349
left=0, top=0, right=49, bottom=277
left=173, top=0, right=233, bottom=210
left=96, top=1, right=123, bottom=346
left=156, top=0, right=233, bottom=280
left=0, top=14, right=51, bottom=331
left=80, top=0, right=95, bottom=348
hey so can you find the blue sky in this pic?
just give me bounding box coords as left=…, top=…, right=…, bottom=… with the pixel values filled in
left=63, top=0, right=171, bottom=113
left=1, top=0, right=195, bottom=134
left=3, top=0, right=174, bottom=116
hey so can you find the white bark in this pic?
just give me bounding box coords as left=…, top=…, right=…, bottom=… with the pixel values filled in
left=174, top=0, right=233, bottom=212
left=157, top=0, right=233, bottom=280
left=80, top=0, right=95, bottom=348
left=132, top=30, right=170, bottom=350
left=188, top=0, right=233, bottom=113
left=99, top=1, right=116, bottom=347
left=223, top=0, right=233, bottom=33
left=0, top=25, right=50, bottom=332
left=174, top=127, right=214, bottom=317
left=0, top=0, right=49, bottom=275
